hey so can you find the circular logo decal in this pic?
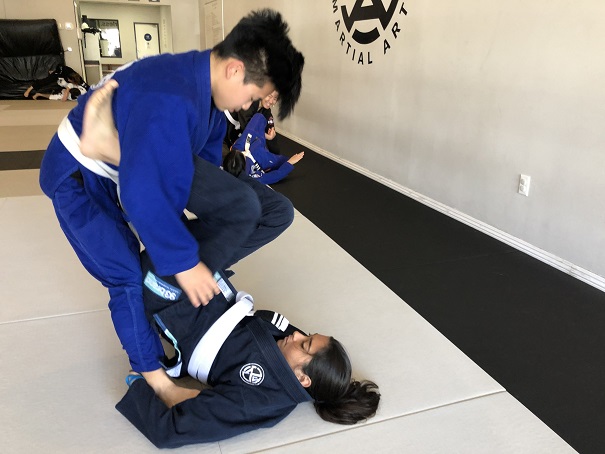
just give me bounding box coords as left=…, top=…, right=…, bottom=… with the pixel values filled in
left=333, top=0, right=409, bottom=65
left=144, top=33, right=152, bottom=42
left=240, top=363, right=265, bottom=386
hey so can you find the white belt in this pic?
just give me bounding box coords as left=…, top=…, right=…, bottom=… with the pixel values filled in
left=224, top=110, right=240, bottom=130
left=241, top=133, right=258, bottom=164
left=57, top=115, right=137, bottom=238
left=57, top=115, right=119, bottom=185
left=187, top=291, right=254, bottom=383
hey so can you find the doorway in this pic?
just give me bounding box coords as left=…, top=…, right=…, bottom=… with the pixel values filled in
left=134, top=23, right=160, bottom=59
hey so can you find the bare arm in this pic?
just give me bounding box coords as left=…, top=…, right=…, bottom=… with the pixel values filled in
left=141, top=369, right=200, bottom=408
left=287, top=152, right=305, bottom=165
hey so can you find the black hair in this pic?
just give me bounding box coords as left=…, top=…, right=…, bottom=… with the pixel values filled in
left=303, top=337, right=380, bottom=425
left=69, top=88, right=81, bottom=100
left=66, top=72, right=84, bottom=86
left=222, top=149, right=246, bottom=177
left=213, top=9, right=304, bottom=120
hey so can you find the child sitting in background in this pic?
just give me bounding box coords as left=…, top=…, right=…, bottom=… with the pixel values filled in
left=224, top=90, right=281, bottom=153
left=33, top=85, right=85, bottom=101
left=24, top=70, right=87, bottom=101
left=223, top=112, right=304, bottom=185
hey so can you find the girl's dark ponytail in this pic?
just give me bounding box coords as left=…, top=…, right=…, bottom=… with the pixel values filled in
left=314, top=379, right=380, bottom=425
left=304, top=338, right=380, bottom=425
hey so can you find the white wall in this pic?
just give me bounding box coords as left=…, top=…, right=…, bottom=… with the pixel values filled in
left=223, top=1, right=605, bottom=284
left=166, top=0, right=200, bottom=51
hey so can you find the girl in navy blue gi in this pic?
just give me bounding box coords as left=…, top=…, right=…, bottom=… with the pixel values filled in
left=116, top=251, right=380, bottom=448
left=39, top=10, right=305, bottom=407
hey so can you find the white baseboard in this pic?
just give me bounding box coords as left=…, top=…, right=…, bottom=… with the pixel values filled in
left=279, top=130, right=605, bottom=294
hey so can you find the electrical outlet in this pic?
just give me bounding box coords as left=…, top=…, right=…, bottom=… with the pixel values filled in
left=518, top=174, right=531, bottom=196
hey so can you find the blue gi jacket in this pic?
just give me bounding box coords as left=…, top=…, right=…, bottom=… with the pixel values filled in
left=40, top=50, right=226, bottom=277
left=38, top=51, right=227, bottom=372
left=232, top=113, right=294, bottom=185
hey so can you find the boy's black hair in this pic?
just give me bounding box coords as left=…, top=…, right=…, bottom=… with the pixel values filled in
left=213, top=9, right=304, bottom=120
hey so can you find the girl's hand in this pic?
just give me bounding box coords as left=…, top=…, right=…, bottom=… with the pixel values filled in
left=288, top=152, right=305, bottom=165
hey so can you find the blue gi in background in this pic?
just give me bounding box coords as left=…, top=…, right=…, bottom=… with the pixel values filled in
left=232, top=113, right=295, bottom=185
left=39, top=50, right=293, bottom=372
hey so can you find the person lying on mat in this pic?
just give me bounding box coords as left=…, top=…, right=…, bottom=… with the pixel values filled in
left=116, top=249, right=380, bottom=448
left=222, top=112, right=304, bottom=185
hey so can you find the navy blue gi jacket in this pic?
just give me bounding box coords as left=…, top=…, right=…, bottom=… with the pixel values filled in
left=116, top=257, right=312, bottom=448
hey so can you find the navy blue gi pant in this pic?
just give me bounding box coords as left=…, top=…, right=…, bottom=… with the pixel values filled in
left=185, top=156, right=294, bottom=271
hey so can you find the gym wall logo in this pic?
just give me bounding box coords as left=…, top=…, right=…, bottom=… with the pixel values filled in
left=240, top=363, right=265, bottom=386
left=333, top=0, right=409, bottom=65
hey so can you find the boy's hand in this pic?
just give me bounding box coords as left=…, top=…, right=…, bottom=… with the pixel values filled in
left=175, top=262, right=220, bottom=307
left=265, top=127, right=276, bottom=140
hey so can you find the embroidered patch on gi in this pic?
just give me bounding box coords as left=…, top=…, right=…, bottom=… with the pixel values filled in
left=240, top=363, right=265, bottom=386
left=144, top=271, right=181, bottom=301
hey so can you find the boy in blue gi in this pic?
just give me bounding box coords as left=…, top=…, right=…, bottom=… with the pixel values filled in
left=39, top=9, right=305, bottom=406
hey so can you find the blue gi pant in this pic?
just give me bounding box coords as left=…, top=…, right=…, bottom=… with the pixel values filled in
left=47, top=152, right=293, bottom=372
left=51, top=166, right=164, bottom=373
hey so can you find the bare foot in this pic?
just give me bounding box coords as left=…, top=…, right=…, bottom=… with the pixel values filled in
left=287, top=151, right=304, bottom=165
left=80, top=79, right=121, bottom=165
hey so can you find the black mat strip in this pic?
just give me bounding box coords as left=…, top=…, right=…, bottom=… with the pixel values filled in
left=0, top=150, right=45, bottom=170
left=273, top=134, right=604, bottom=454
